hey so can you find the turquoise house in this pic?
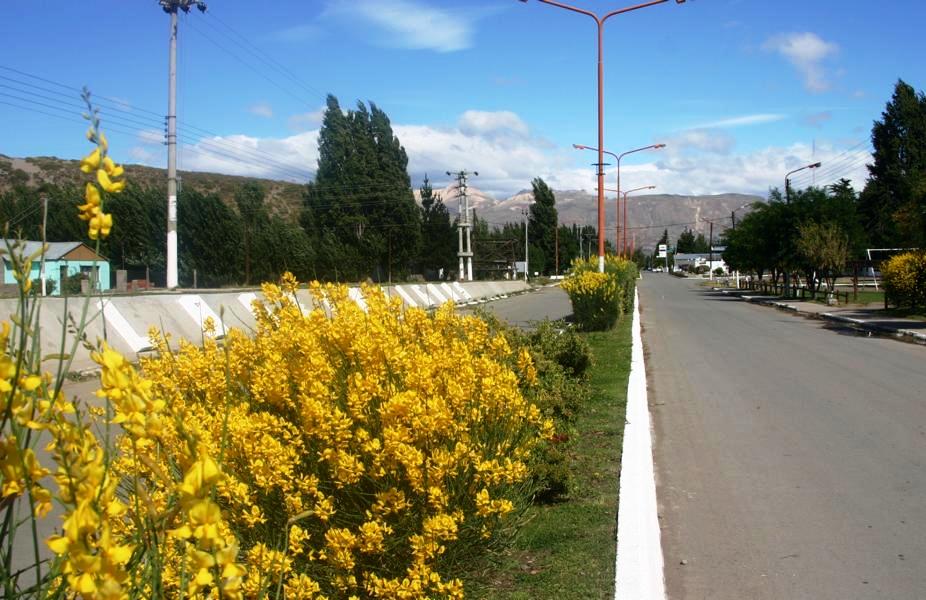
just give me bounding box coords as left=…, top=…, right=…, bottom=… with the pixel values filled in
left=1, top=240, right=110, bottom=295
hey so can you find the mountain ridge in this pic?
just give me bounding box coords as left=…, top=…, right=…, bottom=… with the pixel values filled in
left=2, top=155, right=763, bottom=250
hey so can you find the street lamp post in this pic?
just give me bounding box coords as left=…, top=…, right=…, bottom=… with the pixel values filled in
left=574, top=142, right=665, bottom=256
left=730, top=201, right=751, bottom=289
left=522, top=0, right=685, bottom=271
left=607, top=185, right=655, bottom=263
left=783, top=161, right=822, bottom=297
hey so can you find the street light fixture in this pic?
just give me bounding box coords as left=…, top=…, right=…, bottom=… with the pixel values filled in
left=574, top=143, right=665, bottom=256
left=784, top=162, right=821, bottom=204
left=783, top=161, right=821, bottom=296
left=523, top=0, right=685, bottom=271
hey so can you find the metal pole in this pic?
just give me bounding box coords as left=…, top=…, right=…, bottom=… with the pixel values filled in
left=596, top=20, right=605, bottom=273
left=616, top=154, right=621, bottom=255
left=523, top=207, right=529, bottom=282
left=732, top=210, right=739, bottom=289
left=40, top=194, right=48, bottom=296
left=709, top=220, right=714, bottom=280
left=166, top=7, right=179, bottom=289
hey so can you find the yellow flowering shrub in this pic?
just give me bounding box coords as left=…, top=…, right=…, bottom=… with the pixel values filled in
left=882, top=251, right=926, bottom=309
left=123, top=277, right=550, bottom=598
left=561, top=271, right=622, bottom=331
left=571, top=256, right=638, bottom=315
left=2, top=90, right=550, bottom=600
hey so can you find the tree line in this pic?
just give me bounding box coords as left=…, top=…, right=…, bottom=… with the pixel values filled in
left=1, top=93, right=577, bottom=286
left=722, top=79, right=926, bottom=287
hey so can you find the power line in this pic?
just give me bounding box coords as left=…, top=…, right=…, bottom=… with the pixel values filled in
left=203, top=11, right=328, bottom=102
left=185, top=17, right=319, bottom=110
left=0, top=66, right=317, bottom=181
left=0, top=83, right=315, bottom=181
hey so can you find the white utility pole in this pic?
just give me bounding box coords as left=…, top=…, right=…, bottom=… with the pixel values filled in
left=40, top=194, right=47, bottom=296
left=448, top=170, right=477, bottom=281
left=160, top=0, right=206, bottom=289
left=522, top=207, right=529, bottom=282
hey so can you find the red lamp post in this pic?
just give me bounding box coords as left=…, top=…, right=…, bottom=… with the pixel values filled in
left=521, top=0, right=685, bottom=271
left=575, top=142, right=665, bottom=255
left=606, top=185, right=656, bottom=256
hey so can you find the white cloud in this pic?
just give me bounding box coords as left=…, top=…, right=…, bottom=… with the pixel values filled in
left=324, top=0, right=475, bottom=53
left=180, top=131, right=319, bottom=182
left=658, top=129, right=736, bottom=155
left=137, top=129, right=164, bottom=145
left=458, top=110, right=529, bottom=138
left=288, top=107, right=326, bottom=132
left=248, top=102, right=274, bottom=119
left=763, top=32, right=839, bottom=93
left=129, top=146, right=155, bottom=164
left=137, top=109, right=870, bottom=202
left=691, top=113, right=786, bottom=129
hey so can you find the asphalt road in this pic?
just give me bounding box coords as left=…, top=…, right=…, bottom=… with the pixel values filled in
left=640, top=274, right=926, bottom=600
left=460, top=285, right=572, bottom=327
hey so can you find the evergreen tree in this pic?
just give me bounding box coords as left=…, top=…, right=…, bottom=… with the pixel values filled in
left=178, top=189, right=243, bottom=286
left=417, top=175, right=456, bottom=279
left=860, top=80, right=926, bottom=248
left=693, top=232, right=710, bottom=253
left=528, top=178, right=558, bottom=275
left=676, top=228, right=696, bottom=254
left=303, top=95, right=421, bottom=281
left=556, top=223, right=579, bottom=274
left=235, top=182, right=269, bottom=285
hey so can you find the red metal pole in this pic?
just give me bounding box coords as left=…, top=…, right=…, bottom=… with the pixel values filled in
left=596, top=19, right=605, bottom=271
left=623, top=186, right=628, bottom=255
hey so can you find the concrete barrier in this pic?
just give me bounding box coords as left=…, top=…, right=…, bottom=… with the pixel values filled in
left=0, top=280, right=534, bottom=374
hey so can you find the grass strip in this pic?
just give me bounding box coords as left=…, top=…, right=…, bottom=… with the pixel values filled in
left=467, top=315, right=634, bottom=599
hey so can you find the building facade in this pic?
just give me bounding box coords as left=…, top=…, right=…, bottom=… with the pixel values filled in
left=1, top=240, right=111, bottom=296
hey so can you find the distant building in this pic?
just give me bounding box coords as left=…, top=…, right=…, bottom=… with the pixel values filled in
left=674, top=252, right=728, bottom=274
left=1, top=240, right=110, bottom=295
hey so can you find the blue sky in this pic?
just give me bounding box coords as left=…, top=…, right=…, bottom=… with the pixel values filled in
left=1, top=0, right=923, bottom=198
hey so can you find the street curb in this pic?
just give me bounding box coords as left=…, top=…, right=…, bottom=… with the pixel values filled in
left=614, top=289, right=666, bottom=600
left=722, top=289, right=926, bottom=346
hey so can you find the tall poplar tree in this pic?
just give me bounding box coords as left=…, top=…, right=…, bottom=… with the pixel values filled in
left=860, top=80, right=926, bottom=248
left=303, top=95, right=421, bottom=281
left=529, top=177, right=558, bottom=275
left=417, top=175, right=455, bottom=278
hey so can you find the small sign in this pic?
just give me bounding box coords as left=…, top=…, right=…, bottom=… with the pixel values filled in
left=658, top=244, right=667, bottom=258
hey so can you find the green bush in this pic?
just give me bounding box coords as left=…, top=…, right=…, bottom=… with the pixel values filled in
left=479, top=315, right=593, bottom=501
left=30, top=277, right=56, bottom=295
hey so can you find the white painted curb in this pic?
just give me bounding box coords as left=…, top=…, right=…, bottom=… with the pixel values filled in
left=614, top=289, right=666, bottom=600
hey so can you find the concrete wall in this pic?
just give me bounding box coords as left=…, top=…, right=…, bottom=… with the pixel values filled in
left=0, top=280, right=530, bottom=374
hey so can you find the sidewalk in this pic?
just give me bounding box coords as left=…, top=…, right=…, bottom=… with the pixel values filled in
left=718, top=288, right=926, bottom=345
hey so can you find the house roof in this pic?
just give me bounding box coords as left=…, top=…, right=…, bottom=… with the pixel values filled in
left=1, top=240, right=102, bottom=261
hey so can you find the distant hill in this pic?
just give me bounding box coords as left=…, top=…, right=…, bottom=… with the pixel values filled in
left=0, top=154, right=306, bottom=220
left=434, top=184, right=764, bottom=251
left=2, top=155, right=763, bottom=250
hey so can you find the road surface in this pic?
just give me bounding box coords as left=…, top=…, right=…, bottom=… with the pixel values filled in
left=460, top=285, right=572, bottom=327
left=640, top=274, right=926, bottom=599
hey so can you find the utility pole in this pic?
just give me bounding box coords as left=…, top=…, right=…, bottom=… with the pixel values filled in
left=160, top=0, right=206, bottom=289
left=708, top=219, right=714, bottom=281
left=555, top=224, right=559, bottom=276
left=522, top=207, right=529, bottom=282
left=40, top=194, right=47, bottom=296
left=447, top=170, right=477, bottom=281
